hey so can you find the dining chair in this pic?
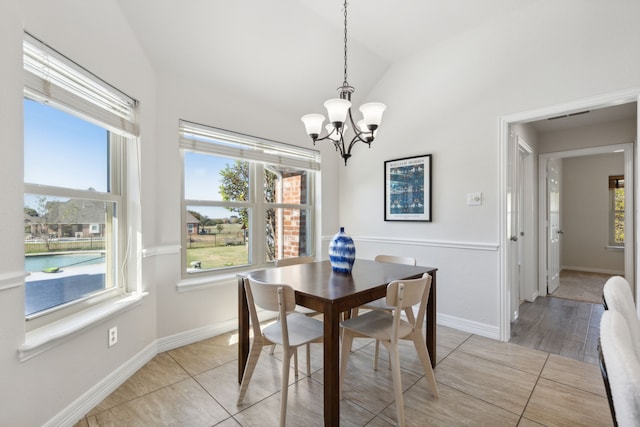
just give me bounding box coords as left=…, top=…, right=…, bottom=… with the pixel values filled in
left=340, top=273, right=439, bottom=426
left=353, top=254, right=417, bottom=370
left=238, top=277, right=324, bottom=427
left=603, top=276, right=640, bottom=356
left=599, top=309, right=640, bottom=427
left=270, top=256, right=320, bottom=359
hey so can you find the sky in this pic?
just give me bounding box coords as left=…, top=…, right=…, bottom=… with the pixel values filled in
left=24, top=97, right=237, bottom=219
left=24, top=99, right=108, bottom=193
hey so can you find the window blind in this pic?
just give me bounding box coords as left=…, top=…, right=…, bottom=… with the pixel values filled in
left=179, top=120, right=321, bottom=171
left=23, top=32, right=138, bottom=137
left=609, top=175, right=624, bottom=189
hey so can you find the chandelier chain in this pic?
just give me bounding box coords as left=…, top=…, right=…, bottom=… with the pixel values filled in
left=343, top=0, right=348, bottom=86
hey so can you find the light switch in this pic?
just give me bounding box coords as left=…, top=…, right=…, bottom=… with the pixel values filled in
left=467, top=192, right=482, bottom=206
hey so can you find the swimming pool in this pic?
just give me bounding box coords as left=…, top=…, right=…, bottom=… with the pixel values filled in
left=25, top=253, right=105, bottom=272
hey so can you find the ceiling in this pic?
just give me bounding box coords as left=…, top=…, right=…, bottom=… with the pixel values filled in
left=115, top=0, right=536, bottom=116
left=115, top=0, right=636, bottom=129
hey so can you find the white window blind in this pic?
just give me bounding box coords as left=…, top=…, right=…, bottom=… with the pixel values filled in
left=179, top=120, right=321, bottom=171
left=23, top=32, right=138, bottom=137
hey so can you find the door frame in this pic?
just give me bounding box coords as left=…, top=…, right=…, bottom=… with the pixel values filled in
left=538, top=144, right=634, bottom=298
left=498, top=87, right=640, bottom=342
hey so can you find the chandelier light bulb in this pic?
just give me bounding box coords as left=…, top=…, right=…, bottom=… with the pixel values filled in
left=324, top=98, right=351, bottom=127
left=301, top=114, right=326, bottom=139
left=359, top=102, right=387, bottom=130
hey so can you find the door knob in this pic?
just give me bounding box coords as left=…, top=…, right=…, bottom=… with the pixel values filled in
left=557, top=230, right=564, bottom=234
left=510, top=235, right=518, bottom=241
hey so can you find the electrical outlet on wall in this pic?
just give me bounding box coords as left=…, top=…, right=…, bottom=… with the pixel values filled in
left=108, top=326, right=118, bottom=347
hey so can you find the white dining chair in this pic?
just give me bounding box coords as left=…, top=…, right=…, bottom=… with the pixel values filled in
left=603, top=276, right=640, bottom=357
left=270, top=256, right=320, bottom=359
left=340, top=273, right=439, bottom=426
left=353, top=254, right=417, bottom=369
left=600, top=309, right=640, bottom=427
left=238, top=277, right=324, bottom=427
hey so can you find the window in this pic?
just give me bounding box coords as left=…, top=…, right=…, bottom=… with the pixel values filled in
left=609, top=175, right=624, bottom=246
left=23, top=33, right=138, bottom=325
left=179, top=121, right=319, bottom=275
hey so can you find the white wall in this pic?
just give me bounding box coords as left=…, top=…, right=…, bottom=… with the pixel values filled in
left=338, top=0, right=640, bottom=335
left=1, top=1, right=158, bottom=426
left=539, top=118, right=637, bottom=153
left=561, top=154, right=625, bottom=273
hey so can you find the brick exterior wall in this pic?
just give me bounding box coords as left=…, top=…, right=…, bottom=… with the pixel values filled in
left=275, top=173, right=307, bottom=258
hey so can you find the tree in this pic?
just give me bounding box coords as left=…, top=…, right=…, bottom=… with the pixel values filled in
left=219, top=161, right=277, bottom=260
left=27, top=196, right=52, bottom=250
left=216, top=224, right=224, bottom=234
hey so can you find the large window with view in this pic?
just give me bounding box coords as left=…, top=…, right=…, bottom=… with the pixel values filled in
left=180, top=121, right=319, bottom=274
left=23, top=33, right=137, bottom=323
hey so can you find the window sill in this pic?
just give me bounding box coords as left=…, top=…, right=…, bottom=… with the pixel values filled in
left=18, top=292, right=148, bottom=362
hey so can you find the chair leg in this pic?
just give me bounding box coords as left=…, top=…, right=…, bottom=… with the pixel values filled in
left=413, top=333, right=439, bottom=398
left=387, top=342, right=406, bottom=427
left=373, top=339, right=380, bottom=370
left=293, top=347, right=299, bottom=378
left=305, top=343, right=311, bottom=376
left=237, top=342, right=264, bottom=404
left=339, top=330, right=355, bottom=400
left=280, top=348, right=292, bottom=427
left=269, top=343, right=276, bottom=355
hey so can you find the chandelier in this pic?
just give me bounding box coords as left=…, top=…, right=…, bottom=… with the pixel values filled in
left=301, top=0, right=386, bottom=166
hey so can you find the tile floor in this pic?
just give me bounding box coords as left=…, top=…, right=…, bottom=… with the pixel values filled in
left=74, top=325, right=614, bottom=426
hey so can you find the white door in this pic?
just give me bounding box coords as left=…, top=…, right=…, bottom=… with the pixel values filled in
left=547, top=159, right=562, bottom=294
left=510, top=140, right=531, bottom=321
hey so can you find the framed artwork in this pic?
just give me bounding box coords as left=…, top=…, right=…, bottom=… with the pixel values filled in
left=384, top=154, right=432, bottom=222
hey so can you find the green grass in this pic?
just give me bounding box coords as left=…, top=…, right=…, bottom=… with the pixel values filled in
left=187, top=245, right=248, bottom=269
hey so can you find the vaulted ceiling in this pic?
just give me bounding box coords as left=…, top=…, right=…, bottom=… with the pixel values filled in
left=116, top=0, right=536, bottom=117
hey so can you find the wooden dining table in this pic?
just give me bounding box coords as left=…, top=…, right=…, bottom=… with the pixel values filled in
left=237, top=259, right=437, bottom=427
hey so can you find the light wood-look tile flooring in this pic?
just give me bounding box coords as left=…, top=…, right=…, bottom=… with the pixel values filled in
left=510, top=296, right=604, bottom=365
left=74, top=325, right=613, bottom=426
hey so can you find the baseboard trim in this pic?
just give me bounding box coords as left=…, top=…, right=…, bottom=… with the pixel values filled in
left=43, top=342, right=157, bottom=427
left=157, top=318, right=239, bottom=353
left=437, top=313, right=500, bottom=341
left=157, top=310, right=277, bottom=353
left=561, top=266, right=624, bottom=276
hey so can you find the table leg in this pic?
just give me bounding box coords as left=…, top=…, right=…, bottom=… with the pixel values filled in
left=323, top=303, right=341, bottom=426
left=238, top=276, right=249, bottom=383
left=427, top=271, right=436, bottom=368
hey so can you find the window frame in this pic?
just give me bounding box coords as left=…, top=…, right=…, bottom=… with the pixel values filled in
left=179, top=120, right=318, bottom=278
left=609, top=175, right=625, bottom=247
left=23, top=33, right=137, bottom=328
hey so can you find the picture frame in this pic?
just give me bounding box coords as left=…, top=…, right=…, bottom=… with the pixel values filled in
left=384, top=154, right=432, bottom=222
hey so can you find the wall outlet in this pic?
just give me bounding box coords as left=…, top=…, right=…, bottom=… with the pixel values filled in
left=108, top=326, right=118, bottom=347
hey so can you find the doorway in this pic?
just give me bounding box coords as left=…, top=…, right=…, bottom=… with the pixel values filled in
left=499, top=88, right=640, bottom=342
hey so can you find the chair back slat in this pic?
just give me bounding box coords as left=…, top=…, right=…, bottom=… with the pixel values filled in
left=247, top=278, right=297, bottom=313
left=385, top=273, right=429, bottom=308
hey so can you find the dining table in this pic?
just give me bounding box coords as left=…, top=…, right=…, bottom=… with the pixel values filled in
left=237, top=259, right=437, bottom=427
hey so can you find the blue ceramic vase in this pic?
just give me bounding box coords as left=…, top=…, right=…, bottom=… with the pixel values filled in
left=329, top=227, right=356, bottom=273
